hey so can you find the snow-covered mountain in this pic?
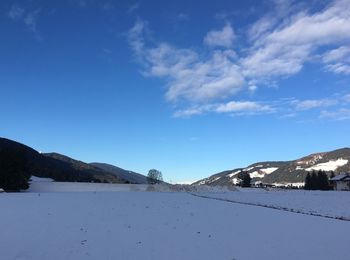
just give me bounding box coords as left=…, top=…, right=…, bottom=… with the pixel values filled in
left=193, top=148, right=350, bottom=186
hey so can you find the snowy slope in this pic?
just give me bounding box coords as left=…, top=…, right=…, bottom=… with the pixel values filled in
left=194, top=147, right=350, bottom=185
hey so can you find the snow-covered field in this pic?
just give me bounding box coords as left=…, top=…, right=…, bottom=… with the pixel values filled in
left=1, top=182, right=349, bottom=260
left=195, top=188, right=350, bottom=220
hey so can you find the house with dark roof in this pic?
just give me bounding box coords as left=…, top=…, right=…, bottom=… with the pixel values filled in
left=330, top=173, right=350, bottom=191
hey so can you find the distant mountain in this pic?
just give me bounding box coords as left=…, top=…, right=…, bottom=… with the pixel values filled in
left=0, top=138, right=146, bottom=184
left=193, top=148, right=350, bottom=186
left=91, top=163, right=148, bottom=184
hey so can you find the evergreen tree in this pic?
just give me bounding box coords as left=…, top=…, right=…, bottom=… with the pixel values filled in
left=318, top=170, right=330, bottom=190
left=0, top=149, right=31, bottom=191
left=238, top=171, right=251, bottom=187
left=310, top=171, right=318, bottom=190
left=304, top=173, right=312, bottom=190
left=305, top=170, right=331, bottom=191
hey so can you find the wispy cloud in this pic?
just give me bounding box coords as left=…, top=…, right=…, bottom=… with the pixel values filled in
left=128, top=3, right=139, bottom=14
left=292, top=99, right=338, bottom=111
left=215, top=101, right=273, bottom=113
left=176, top=13, right=190, bottom=22
left=8, top=4, right=41, bottom=38
left=242, top=0, right=350, bottom=87
left=128, top=20, right=243, bottom=103
left=23, top=10, right=40, bottom=33
left=344, top=94, right=350, bottom=103
left=203, top=23, right=236, bottom=48
left=173, top=101, right=274, bottom=118
left=8, top=4, right=24, bottom=20
left=127, top=0, right=350, bottom=119
left=323, top=46, right=350, bottom=75
left=320, top=109, right=350, bottom=121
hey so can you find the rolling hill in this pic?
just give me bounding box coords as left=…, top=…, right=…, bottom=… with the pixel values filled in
left=0, top=137, right=147, bottom=184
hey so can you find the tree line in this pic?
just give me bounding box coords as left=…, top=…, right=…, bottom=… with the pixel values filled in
left=304, top=170, right=333, bottom=190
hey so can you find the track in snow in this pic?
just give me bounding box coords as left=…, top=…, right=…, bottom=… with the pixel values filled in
left=190, top=193, right=350, bottom=222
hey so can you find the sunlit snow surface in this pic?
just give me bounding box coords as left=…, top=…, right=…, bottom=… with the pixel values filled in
left=0, top=182, right=349, bottom=260
left=305, top=158, right=348, bottom=171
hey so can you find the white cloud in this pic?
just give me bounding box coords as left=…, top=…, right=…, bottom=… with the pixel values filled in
left=323, top=46, right=350, bottom=63
left=128, top=22, right=244, bottom=103
left=203, top=24, right=236, bottom=48
left=173, top=101, right=273, bottom=117
left=8, top=5, right=41, bottom=36
left=128, top=0, right=350, bottom=118
left=128, top=19, right=147, bottom=56
left=173, top=106, right=209, bottom=118
left=323, top=46, right=350, bottom=75
left=242, top=0, right=350, bottom=84
left=172, top=95, right=350, bottom=119
left=320, top=109, right=350, bottom=120
left=344, top=94, right=350, bottom=103
left=215, top=101, right=272, bottom=113
left=293, top=99, right=338, bottom=111
left=23, top=10, right=40, bottom=33
left=8, top=5, right=24, bottom=20
left=247, top=16, right=276, bottom=42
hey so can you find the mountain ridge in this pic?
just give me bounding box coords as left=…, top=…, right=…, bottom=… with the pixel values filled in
left=0, top=137, right=147, bottom=184
left=193, top=147, right=350, bottom=186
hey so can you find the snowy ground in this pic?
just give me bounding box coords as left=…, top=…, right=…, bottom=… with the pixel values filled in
left=194, top=188, right=350, bottom=220
left=0, top=183, right=349, bottom=260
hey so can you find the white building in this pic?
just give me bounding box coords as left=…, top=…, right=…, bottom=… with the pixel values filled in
left=330, top=173, right=350, bottom=191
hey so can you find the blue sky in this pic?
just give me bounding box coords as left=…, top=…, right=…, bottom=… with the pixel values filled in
left=1, top=0, right=350, bottom=183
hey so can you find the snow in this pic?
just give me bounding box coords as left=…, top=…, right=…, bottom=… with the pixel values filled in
left=227, top=167, right=278, bottom=179
left=249, top=167, right=278, bottom=178
left=1, top=183, right=349, bottom=260
left=27, top=181, right=237, bottom=193
left=198, top=180, right=207, bottom=185
left=260, top=167, right=278, bottom=174
left=298, top=154, right=324, bottom=165
left=209, top=176, right=221, bottom=183
left=249, top=171, right=265, bottom=178
left=30, top=176, right=54, bottom=182
left=231, top=177, right=240, bottom=185
left=272, top=182, right=304, bottom=188
left=196, top=188, right=350, bottom=220
left=305, top=158, right=348, bottom=171
left=330, top=173, right=350, bottom=181
left=27, top=181, right=150, bottom=192
left=227, top=170, right=241, bottom=178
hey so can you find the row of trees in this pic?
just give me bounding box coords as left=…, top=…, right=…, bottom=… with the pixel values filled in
left=304, top=170, right=333, bottom=190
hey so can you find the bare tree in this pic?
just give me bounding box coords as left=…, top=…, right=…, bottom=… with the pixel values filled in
left=147, top=169, right=163, bottom=184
